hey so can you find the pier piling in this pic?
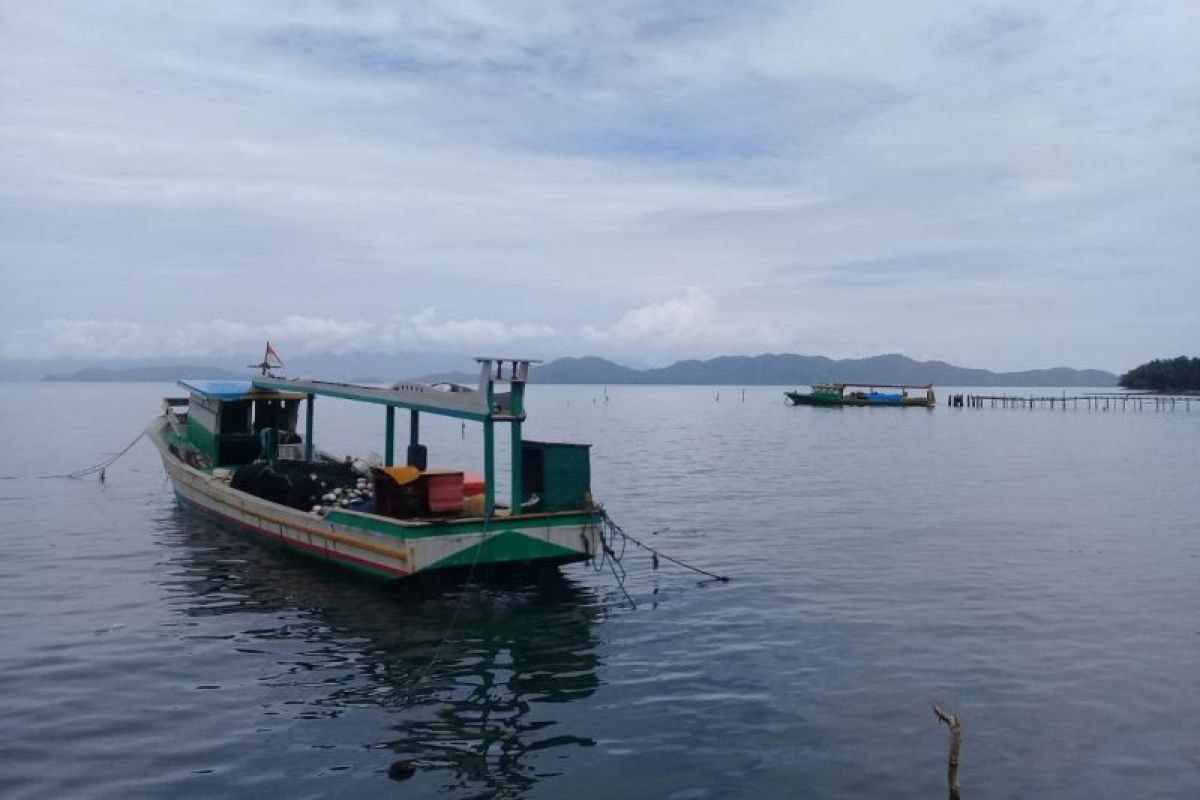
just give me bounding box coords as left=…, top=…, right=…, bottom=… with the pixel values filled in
left=956, top=393, right=1192, bottom=413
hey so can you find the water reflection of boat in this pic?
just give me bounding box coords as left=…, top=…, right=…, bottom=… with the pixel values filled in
left=163, top=506, right=603, bottom=795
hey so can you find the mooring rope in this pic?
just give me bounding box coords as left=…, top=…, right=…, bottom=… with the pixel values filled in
left=398, top=513, right=491, bottom=706
left=596, top=517, right=637, bottom=608
left=595, top=509, right=730, bottom=609
left=38, top=431, right=145, bottom=480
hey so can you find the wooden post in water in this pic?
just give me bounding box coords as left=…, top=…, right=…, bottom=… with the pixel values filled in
left=933, top=706, right=962, bottom=800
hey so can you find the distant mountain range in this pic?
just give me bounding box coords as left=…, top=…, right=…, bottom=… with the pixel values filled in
left=35, top=353, right=1116, bottom=387
left=42, top=365, right=245, bottom=382
left=2, top=351, right=471, bottom=382
left=426, top=353, right=1117, bottom=387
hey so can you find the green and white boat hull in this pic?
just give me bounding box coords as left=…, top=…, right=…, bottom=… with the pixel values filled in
left=148, top=417, right=602, bottom=580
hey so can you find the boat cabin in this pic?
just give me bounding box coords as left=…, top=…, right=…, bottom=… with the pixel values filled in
left=175, top=380, right=308, bottom=467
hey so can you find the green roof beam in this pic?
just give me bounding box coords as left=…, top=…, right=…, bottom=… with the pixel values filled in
left=252, top=377, right=490, bottom=421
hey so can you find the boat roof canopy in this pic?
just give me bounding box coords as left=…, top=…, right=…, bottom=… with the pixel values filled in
left=253, top=356, right=542, bottom=422
left=178, top=379, right=306, bottom=402
left=252, top=377, right=488, bottom=420
left=831, top=383, right=933, bottom=390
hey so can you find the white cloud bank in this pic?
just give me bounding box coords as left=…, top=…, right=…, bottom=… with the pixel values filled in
left=2, top=312, right=555, bottom=360
left=3, top=289, right=783, bottom=365
left=581, top=287, right=781, bottom=357
left=0, top=1, right=1196, bottom=371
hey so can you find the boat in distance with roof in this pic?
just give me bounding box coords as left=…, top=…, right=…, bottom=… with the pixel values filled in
left=785, top=383, right=936, bottom=408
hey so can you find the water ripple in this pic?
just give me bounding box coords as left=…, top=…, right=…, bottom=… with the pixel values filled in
left=1, top=385, right=1198, bottom=797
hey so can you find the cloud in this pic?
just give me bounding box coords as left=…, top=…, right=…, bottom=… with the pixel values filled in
left=582, top=287, right=718, bottom=344
left=580, top=288, right=784, bottom=362
left=1, top=312, right=556, bottom=360
left=0, top=2, right=1196, bottom=371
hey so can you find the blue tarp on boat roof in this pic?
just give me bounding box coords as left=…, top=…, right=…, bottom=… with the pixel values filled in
left=179, top=379, right=311, bottom=401
left=178, top=379, right=256, bottom=399
left=179, top=379, right=309, bottom=401
left=178, top=379, right=307, bottom=400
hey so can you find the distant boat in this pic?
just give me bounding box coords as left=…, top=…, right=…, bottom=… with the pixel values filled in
left=785, top=383, right=936, bottom=408
left=148, top=352, right=601, bottom=580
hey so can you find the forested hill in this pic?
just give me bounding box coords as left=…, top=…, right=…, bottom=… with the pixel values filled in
left=1119, top=356, right=1200, bottom=392
left=42, top=366, right=244, bottom=382
left=528, top=354, right=1116, bottom=387
left=34, top=353, right=1120, bottom=387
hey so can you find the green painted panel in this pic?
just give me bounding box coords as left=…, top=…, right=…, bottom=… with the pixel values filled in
left=186, top=416, right=219, bottom=462
left=429, top=530, right=581, bottom=570
left=324, top=509, right=600, bottom=539
left=522, top=440, right=591, bottom=511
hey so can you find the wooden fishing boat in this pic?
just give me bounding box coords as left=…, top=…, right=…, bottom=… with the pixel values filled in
left=148, top=354, right=601, bottom=580
left=784, top=383, right=936, bottom=408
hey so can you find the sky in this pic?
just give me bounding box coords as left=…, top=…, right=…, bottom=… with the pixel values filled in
left=1, top=0, right=1196, bottom=372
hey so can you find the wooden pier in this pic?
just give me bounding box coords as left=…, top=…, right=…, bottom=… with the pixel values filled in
left=946, top=393, right=1194, bottom=411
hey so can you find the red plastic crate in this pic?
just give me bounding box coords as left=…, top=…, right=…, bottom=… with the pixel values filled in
left=425, top=471, right=464, bottom=513
left=463, top=471, right=485, bottom=497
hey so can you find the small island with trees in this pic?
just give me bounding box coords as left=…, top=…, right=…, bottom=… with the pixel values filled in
left=1119, top=356, right=1200, bottom=392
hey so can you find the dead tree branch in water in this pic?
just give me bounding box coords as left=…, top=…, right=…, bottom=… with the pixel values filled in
left=933, top=705, right=962, bottom=800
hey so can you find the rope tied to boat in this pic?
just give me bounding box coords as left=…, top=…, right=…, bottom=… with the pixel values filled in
left=593, top=509, right=730, bottom=609
left=38, top=431, right=145, bottom=480
left=396, top=512, right=492, bottom=707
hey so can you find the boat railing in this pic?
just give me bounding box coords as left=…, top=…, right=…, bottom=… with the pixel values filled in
left=162, top=396, right=190, bottom=437
left=248, top=357, right=551, bottom=520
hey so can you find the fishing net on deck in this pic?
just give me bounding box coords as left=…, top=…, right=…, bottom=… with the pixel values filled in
left=230, top=460, right=370, bottom=512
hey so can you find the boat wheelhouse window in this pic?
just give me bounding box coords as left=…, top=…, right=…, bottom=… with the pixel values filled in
left=253, top=399, right=300, bottom=437
left=219, top=401, right=252, bottom=434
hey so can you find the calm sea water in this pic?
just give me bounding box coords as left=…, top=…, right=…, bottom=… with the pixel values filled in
left=0, top=382, right=1197, bottom=799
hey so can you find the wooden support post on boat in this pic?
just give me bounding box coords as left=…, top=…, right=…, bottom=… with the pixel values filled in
left=933, top=705, right=962, bottom=800
left=384, top=406, right=395, bottom=467
left=304, top=393, right=314, bottom=462
left=480, top=363, right=497, bottom=519
left=510, top=367, right=525, bottom=514
left=483, top=419, right=495, bottom=518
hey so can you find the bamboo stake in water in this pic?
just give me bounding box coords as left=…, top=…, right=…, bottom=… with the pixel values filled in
left=933, top=705, right=962, bottom=800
